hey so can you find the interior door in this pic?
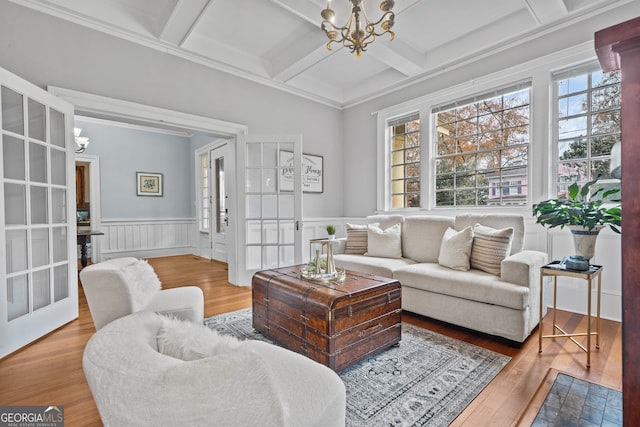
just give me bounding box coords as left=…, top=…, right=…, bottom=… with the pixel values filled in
left=210, top=144, right=228, bottom=262
left=0, top=66, right=77, bottom=358
left=236, top=134, right=303, bottom=285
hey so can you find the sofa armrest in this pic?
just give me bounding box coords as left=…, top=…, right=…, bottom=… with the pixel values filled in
left=501, top=250, right=549, bottom=288
left=332, top=238, right=347, bottom=255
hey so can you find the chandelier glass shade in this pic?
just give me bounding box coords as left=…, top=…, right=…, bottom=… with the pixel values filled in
left=74, top=127, right=90, bottom=153
left=321, top=0, right=395, bottom=57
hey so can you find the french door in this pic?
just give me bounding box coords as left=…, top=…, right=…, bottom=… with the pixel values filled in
left=210, top=144, right=228, bottom=262
left=235, top=134, right=303, bottom=285
left=0, top=67, right=77, bottom=358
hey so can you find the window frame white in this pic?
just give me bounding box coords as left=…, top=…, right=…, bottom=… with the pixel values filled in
left=551, top=61, right=621, bottom=198
left=431, top=83, right=532, bottom=208
left=375, top=41, right=600, bottom=214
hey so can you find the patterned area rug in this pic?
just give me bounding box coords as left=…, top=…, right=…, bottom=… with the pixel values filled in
left=205, top=309, right=510, bottom=426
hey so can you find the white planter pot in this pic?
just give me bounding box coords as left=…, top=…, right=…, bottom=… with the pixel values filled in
left=568, top=225, right=602, bottom=261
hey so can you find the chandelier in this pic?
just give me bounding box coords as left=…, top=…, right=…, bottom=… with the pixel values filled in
left=74, top=128, right=90, bottom=153
left=321, top=0, right=395, bottom=57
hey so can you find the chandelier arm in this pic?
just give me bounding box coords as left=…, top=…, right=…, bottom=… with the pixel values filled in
left=366, top=10, right=394, bottom=28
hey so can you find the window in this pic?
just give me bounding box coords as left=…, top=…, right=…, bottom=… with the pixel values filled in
left=199, top=153, right=210, bottom=232
left=388, top=113, right=420, bottom=208
left=433, top=83, right=530, bottom=207
left=554, top=65, right=620, bottom=198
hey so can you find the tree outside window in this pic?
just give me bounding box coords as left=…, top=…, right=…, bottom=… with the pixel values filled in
left=555, top=66, right=620, bottom=199
left=433, top=85, right=530, bottom=207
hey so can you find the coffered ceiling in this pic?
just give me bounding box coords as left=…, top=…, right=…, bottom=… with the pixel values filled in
left=10, top=0, right=632, bottom=108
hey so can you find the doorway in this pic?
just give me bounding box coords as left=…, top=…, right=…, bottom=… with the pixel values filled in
left=74, top=154, right=101, bottom=264
left=50, top=86, right=247, bottom=284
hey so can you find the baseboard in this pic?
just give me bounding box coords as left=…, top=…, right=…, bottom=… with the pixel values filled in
left=100, top=247, right=195, bottom=260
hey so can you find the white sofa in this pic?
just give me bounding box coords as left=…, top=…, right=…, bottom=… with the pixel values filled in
left=333, top=214, right=548, bottom=343
left=83, top=311, right=346, bottom=427
left=79, top=257, right=204, bottom=330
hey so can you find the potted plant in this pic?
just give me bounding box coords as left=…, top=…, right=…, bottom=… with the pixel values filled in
left=532, top=179, right=621, bottom=261
left=326, top=224, right=336, bottom=240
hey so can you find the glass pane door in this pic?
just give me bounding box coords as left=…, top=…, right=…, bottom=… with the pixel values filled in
left=0, top=66, right=77, bottom=358
left=237, top=135, right=302, bottom=284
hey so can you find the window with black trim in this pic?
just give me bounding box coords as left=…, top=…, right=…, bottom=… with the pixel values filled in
left=433, top=83, right=530, bottom=207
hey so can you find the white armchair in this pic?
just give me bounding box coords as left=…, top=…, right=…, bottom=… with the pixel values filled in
left=79, top=257, right=204, bottom=330
left=83, top=312, right=346, bottom=427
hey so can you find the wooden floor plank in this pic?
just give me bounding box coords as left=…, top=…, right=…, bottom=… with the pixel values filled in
left=0, top=255, right=622, bottom=426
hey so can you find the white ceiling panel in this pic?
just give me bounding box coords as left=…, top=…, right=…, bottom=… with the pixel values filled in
left=8, top=0, right=634, bottom=108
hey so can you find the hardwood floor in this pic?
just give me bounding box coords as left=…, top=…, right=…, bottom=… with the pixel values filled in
left=0, top=255, right=622, bottom=426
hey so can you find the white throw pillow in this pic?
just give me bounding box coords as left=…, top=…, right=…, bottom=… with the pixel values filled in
left=470, top=223, right=514, bottom=276
left=157, top=316, right=243, bottom=361
left=365, top=223, right=402, bottom=259
left=438, top=226, right=474, bottom=271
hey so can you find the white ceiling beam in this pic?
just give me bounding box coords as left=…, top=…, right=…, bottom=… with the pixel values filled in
left=272, top=35, right=338, bottom=82
left=523, top=0, right=568, bottom=25
left=158, top=0, right=212, bottom=46
left=367, top=38, right=425, bottom=77
left=269, top=0, right=426, bottom=81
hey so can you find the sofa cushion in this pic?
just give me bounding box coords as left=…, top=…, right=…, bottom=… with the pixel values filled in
left=394, top=263, right=529, bottom=310
left=402, top=215, right=455, bottom=263
left=333, top=254, right=415, bottom=278
left=344, top=223, right=372, bottom=255
left=470, top=224, right=514, bottom=276
left=454, top=213, right=524, bottom=254
left=438, top=226, right=474, bottom=271
left=366, top=223, right=402, bottom=258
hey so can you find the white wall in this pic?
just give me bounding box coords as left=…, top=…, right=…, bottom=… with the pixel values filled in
left=0, top=0, right=344, bottom=218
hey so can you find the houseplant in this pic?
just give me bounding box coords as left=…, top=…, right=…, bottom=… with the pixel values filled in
left=326, top=224, right=336, bottom=240
left=532, top=180, right=621, bottom=261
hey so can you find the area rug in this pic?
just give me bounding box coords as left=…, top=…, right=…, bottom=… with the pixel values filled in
left=205, top=309, right=510, bottom=426
left=532, top=373, right=622, bottom=426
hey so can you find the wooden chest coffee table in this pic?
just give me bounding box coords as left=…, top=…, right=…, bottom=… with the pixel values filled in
left=252, top=264, right=401, bottom=371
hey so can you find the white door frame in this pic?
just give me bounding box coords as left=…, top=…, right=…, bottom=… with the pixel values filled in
left=48, top=87, right=248, bottom=285
left=194, top=139, right=230, bottom=262
left=209, top=144, right=230, bottom=263
left=74, top=154, right=102, bottom=263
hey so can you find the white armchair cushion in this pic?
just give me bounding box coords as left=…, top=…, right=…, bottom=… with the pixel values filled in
left=438, top=226, right=474, bottom=271
left=157, top=316, right=242, bottom=361
left=366, top=223, right=402, bottom=258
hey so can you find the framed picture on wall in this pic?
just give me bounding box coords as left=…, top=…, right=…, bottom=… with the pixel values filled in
left=279, top=151, right=324, bottom=193
left=136, top=172, right=163, bottom=196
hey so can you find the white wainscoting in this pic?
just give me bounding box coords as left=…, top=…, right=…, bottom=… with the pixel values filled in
left=98, top=219, right=197, bottom=260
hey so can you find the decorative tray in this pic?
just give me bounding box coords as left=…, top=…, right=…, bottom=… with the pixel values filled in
left=300, top=267, right=346, bottom=283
